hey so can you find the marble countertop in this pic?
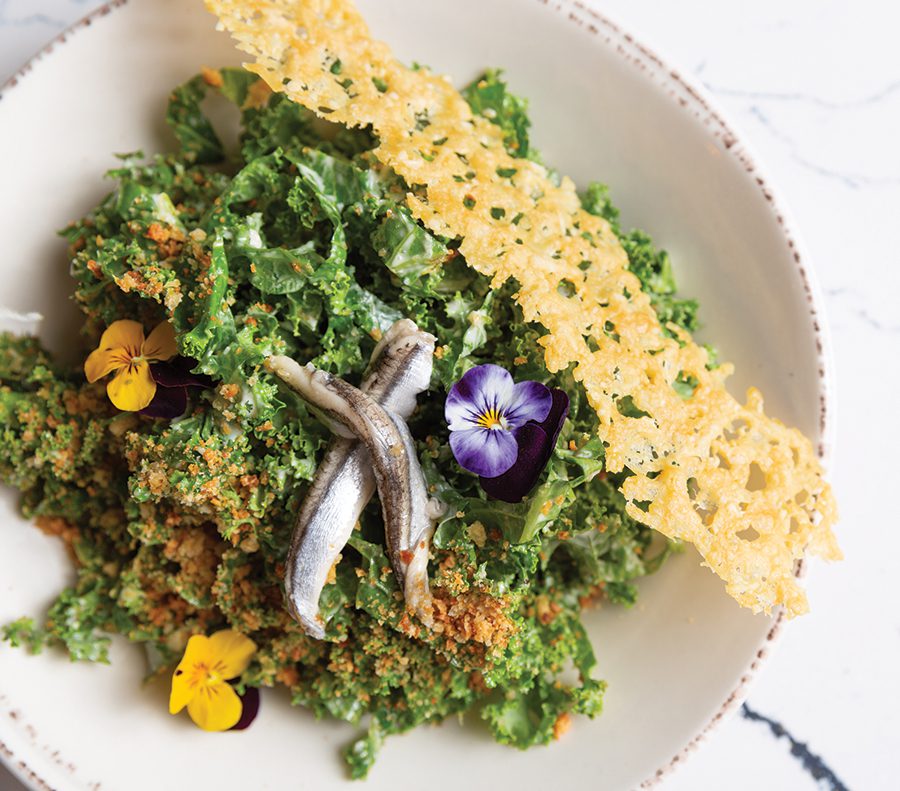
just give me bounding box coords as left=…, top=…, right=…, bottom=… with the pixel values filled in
left=1, top=1, right=896, bottom=789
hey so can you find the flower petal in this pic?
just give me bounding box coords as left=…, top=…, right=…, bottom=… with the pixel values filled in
left=169, top=673, right=195, bottom=715
left=169, top=635, right=211, bottom=714
left=150, top=358, right=213, bottom=388
left=481, top=389, right=570, bottom=503
left=504, top=380, right=552, bottom=429
left=449, top=426, right=518, bottom=477
left=142, top=320, right=178, bottom=362
left=445, top=364, right=515, bottom=431
left=230, top=687, right=261, bottom=731
left=97, top=320, right=146, bottom=355
left=207, top=630, right=257, bottom=680
left=140, top=385, right=188, bottom=419
left=187, top=682, right=243, bottom=732
left=84, top=320, right=146, bottom=383
left=107, top=360, right=157, bottom=411
left=84, top=346, right=129, bottom=383
left=541, top=389, right=570, bottom=447
left=481, top=424, right=549, bottom=503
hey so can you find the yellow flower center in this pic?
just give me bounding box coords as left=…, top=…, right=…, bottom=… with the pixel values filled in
left=476, top=407, right=508, bottom=431
left=108, top=344, right=146, bottom=374
left=186, top=660, right=228, bottom=689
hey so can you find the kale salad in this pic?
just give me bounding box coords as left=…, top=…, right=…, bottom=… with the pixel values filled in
left=0, top=67, right=698, bottom=777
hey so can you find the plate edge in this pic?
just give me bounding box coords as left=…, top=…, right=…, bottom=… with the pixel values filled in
left=553, top=1, right=836, bottom=787
left=0, top=6, right=133, bottom=789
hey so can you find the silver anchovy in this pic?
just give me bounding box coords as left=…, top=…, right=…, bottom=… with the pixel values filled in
left=303, top=321, right=433, bottom=440
left=269, top=321, right=436, bottom=638
left=385, top=411, right=446, bottom=627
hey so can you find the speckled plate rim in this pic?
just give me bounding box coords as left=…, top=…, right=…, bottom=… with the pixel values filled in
left=0, top=1, right=836, bottom=789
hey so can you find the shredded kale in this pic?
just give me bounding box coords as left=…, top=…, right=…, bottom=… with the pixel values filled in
left=1, top=67, right=700, bottom=776
left=462, top=69, right=532, bottom=159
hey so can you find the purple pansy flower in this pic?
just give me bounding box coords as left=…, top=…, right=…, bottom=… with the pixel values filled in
left=480, top=387, right=569, bottom=503
left=140, top=356, right=213, bottom=419
left=445, top=364, right=553, bottom=478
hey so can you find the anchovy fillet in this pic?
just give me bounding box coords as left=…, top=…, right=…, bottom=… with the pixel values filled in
left=270, top=321, right=435, bottom=638
left=282, top=439, right=371, bottom=637
left=385, top=412, right=446, bottom=627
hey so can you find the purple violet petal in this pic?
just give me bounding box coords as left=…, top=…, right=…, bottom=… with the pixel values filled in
left=541, top=388, right=570, bottom=449
left=229, top=686, right=260, bottom=731
left=444, top=364, right=515, bottom=431
left=449, top=426, right=519, bottom=477
left=480, top=389, right=570, bottom=503
left=139, top=386, right=188, bottom=419
left=480, top=423, right=549, bottom=503
left=150, top=357, right=213, bottom=389
left=503, top=379, right=552, bottom=429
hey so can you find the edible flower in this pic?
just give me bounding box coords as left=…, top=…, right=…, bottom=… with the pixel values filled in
left=480, top=387, right=569, bottom=503
left=230, top=686, right=261, bottom=731
left=84, top=319, right=177, bottom=411
left=445, top=364, right=553, bottom=477
left=142, top=356, right=214, bottom=419
left=169, top=629, right=258, bottom=732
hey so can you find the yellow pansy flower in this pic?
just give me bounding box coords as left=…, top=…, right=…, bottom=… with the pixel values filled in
left=84, top=320, right=177, bottom=411
left=169, top=630, right=257, bottom=732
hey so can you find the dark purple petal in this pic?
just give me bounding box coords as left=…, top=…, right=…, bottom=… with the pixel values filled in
left=150, top=357, right=213, bottom=389
left=444, top=364, right=514, bottom=431
left=449, top=426, right=519, bottom=477
left=229, top=686, right=260, bottom=731
left=139, top=385, right=188, bottom=419
left=540, top=389, right=571, bottom=449
left=480, top=389, right=570, bottom=503
left=503, top=379, right=552, bottom=429
left=480, top=423, right=549, bottom=503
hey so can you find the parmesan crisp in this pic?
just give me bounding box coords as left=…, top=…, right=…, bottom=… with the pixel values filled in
left=207, top=0, right=840, bottom=616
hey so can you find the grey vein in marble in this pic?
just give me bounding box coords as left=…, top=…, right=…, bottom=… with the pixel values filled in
left=825, top=288, right=900, bottom=334
left=743, top=105, right=900, bottom=189
left=0, top=0, right=65, bottom=28
left=0, top=0, right=96, bottom=31
left=741, top=704, right=850, bottom=791
left=700, top=77, right=900, bottom=111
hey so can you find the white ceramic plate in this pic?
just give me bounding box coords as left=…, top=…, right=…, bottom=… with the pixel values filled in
left=0, top=1, right=833, bottom=789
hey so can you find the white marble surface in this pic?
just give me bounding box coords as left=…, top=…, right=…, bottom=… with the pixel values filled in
left=1, top=1, right=897, bottom=789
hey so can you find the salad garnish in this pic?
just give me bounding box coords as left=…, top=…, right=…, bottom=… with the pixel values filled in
left=444, top=363, right=570, bottom=503
left=445, top=364, right=552, bottom=478
left=169, top=629, right=258, bottom=732
left=84, top=319, right=177, bottom=411
left=480, top=387, right=570, bottom=504
left=141, top=356, right=214, bottom=419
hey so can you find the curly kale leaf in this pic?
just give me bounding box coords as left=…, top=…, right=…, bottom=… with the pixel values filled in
left=462, top=69, right=532, bottom=159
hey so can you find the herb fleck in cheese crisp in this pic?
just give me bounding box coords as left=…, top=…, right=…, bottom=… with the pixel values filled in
left=208, top=0, right=839, bottom=616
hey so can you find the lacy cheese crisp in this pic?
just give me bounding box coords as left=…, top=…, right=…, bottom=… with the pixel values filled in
left=207, top=0, right=840, bottom=616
